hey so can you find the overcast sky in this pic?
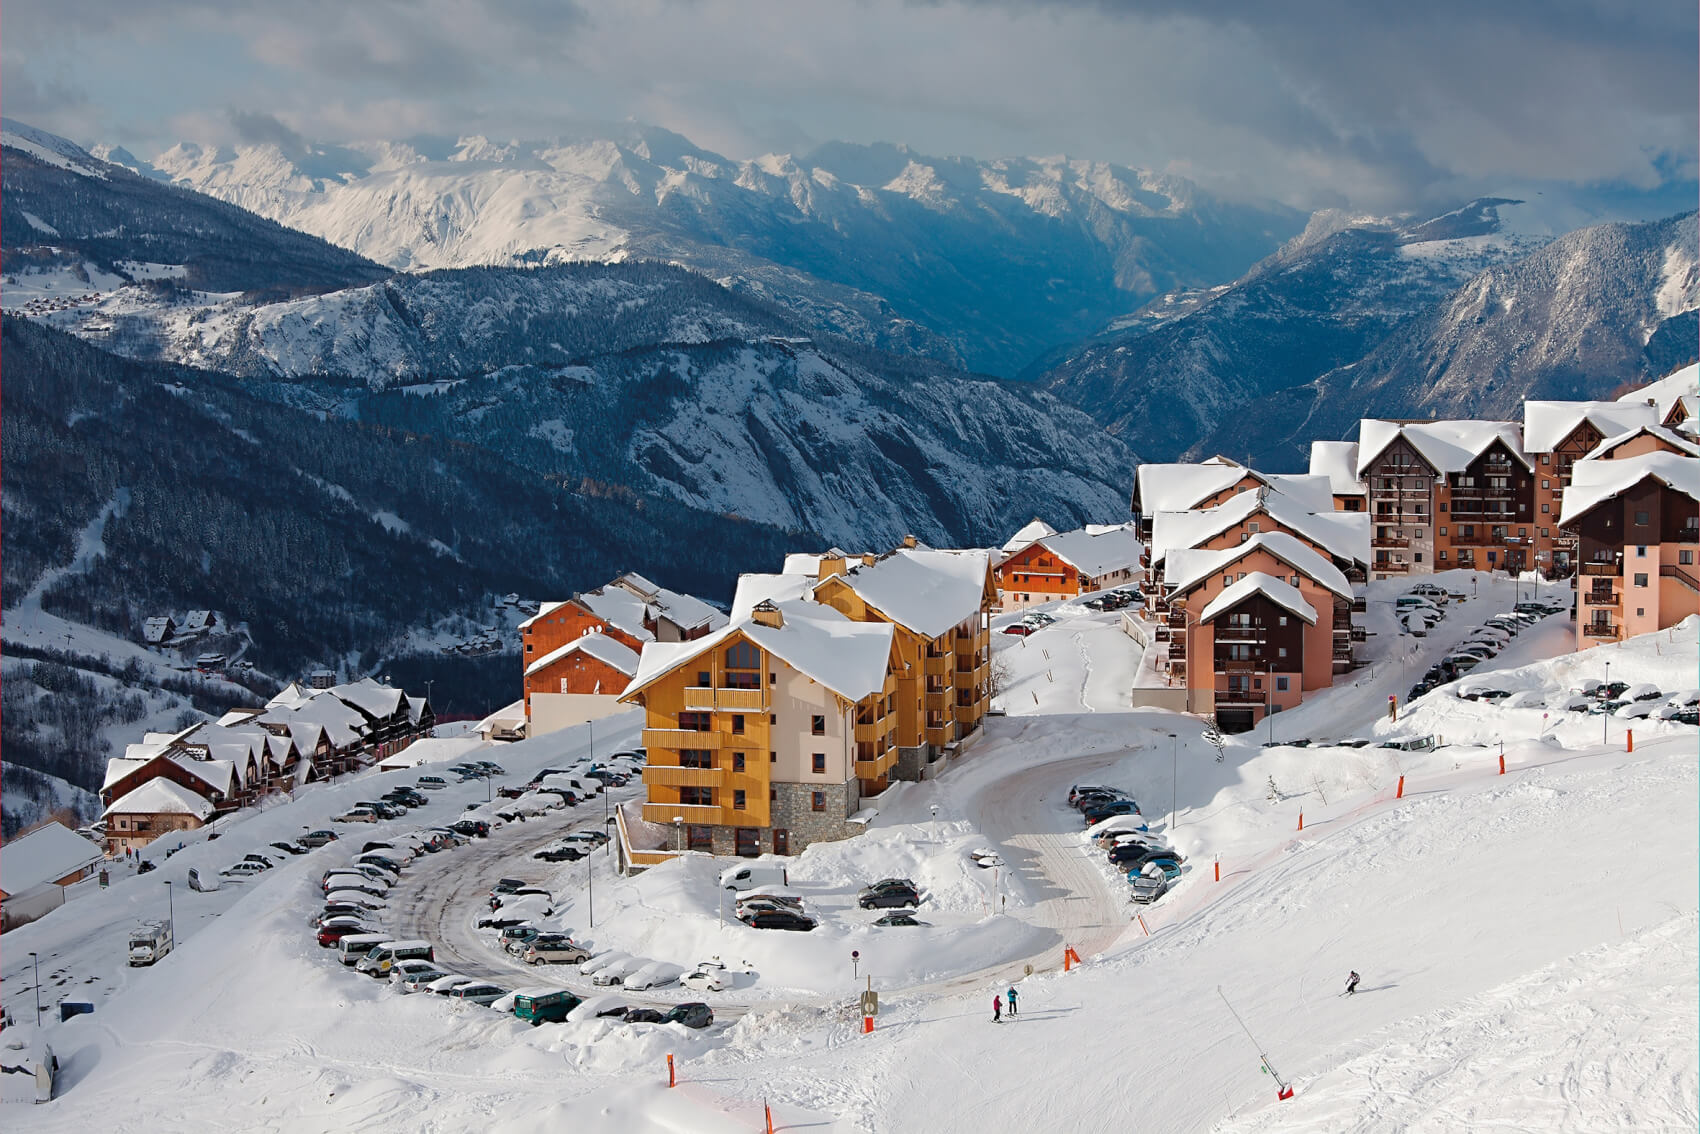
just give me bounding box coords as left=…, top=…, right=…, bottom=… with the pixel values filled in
left=6, top=0, right=1695, bottom=211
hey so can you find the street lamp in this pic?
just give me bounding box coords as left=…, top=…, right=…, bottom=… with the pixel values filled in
left=1602, top=660, right=1611, bottom=745
left=29, top=952, right=40, bottom=1023
left=674, top=817, right=684, bottom=852
left=1168, top=732, right=1178, bottom=830
left=930, top=804, right=939, bottom=844
left=165, top=879, right=174, bottom=935
left=586, top=846, right=594, bottom=929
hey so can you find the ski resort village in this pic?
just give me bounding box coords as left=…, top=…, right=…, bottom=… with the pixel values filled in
left=3, top=371, right=1696, bottom=1131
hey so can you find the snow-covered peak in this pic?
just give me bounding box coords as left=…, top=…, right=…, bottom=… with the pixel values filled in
left=2, top=117, right=109, bottom=178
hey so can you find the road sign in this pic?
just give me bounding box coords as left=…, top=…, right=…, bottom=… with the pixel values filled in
left=860, top=990, right=879, bottom=1016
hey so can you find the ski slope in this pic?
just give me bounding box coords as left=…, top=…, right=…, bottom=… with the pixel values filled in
left=5, top=579, right=1696, bottom=1132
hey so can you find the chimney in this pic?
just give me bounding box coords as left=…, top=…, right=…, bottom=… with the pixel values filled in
left=861, top=553, right=877, bottom=567
left=901, top=534, right=917, bottom=549
left=817, top=549, right=848, bottom=580
left=751, top=600, right=784, bottom=628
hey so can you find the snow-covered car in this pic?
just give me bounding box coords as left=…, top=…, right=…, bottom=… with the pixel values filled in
left=623, top=961, right=685, bottom=991
left=334, top=808, right=378, bottom=823
left=680, top=966, right=726, bottom=993
left=387, top=959, right=441, bottom=986
left=394, top=967, right=449, bottom=993
left=579, top=951, right=634, bottom=980
left=426, top=975, right=477, bottom=995
left=969, top=848, right=1004, bottom=868
left=219, top=861, right=268, bottom=879
left=1407, top=584, right=1449, bottom=602
left=873, top=911, right=924, bottom=927
left=324, top=889, right=388, bottom=908
left=446, top=983, right=509, bottom=1006
left=1502, top=691, right=1544, bottom=709
left=1570, top=677, right=1606, bottom=696
left=1615, top=700, right=1658, bottom=719
left=1554, top=694, right=1594, bottom=713
left=589, top=954, right=646, bottom=986
left=1624, top=684, right=1663, bottom=703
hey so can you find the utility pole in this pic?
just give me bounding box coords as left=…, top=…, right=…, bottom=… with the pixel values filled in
left=29, top=952, right=40, bottom=1023
left=1169, top=732, right=1178, bottom=830
left=587, top=847, right=594, bottom=928
left=1602, top=660, right=1611, bottom=745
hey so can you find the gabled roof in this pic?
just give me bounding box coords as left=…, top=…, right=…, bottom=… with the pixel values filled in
left=1358, top=419, right=1530, bottom=477
left=0, top=822, right=104, bottom=896
left=1618, top=363, right=1697, bottom=421
left=1522, top=400, right=1655, bottom=454
left=1308, top=440, right=1364, bottom=496
left=1558, top=452, right=1700, bottom=526
left=829, top=548, right=991, bottom=639
left=1135, top=461, right=1255, bottom=514
left=525, top=632, right=642, bottom=679
left=101, top=778, right=215, bottom=820
left=1199, top=572, right=1318, bottom=626
left=731, top=573, right=816, bottom=622
left=1147, top=487, right=1371, bottom=570
left=1025, top=526, right=1144, bottom=580
left=327, top=678, right=406, bottom=720
left=517, top=600, right=568, bottom=631
left=103, top=756, right=149, bottom=792
left=622, top=601, right=894, bottom=705
left=575, top=587, right=657, bottom=642
left=1002, top=518, right=1058, bottom=553
left=1583, top=424, right=1700, bottom=462
left=1165, top=531, right=1353, bottom=601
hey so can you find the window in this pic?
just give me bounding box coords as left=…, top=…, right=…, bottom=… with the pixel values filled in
left=1276, top=676, right=1289, bottom=691
left=1637, top=607, right=1645, bottom=617
left=1439, top=502, right=1449, bottom=513
left=1518, top=528, right=1527, bottom=537
left=681, top=749, right=713, bottom=769
left=732, top=714, right=745, bottom=735
left=812, top=753, right=827, bottom=774
left=1637, top=546, right=1648, bottom=557
left=725, top=641, right=761, bottom=670
left=679, top=786, right=714, bottom=807
left=1634, top=573, right=1648, bottom=587
left=1290, top=575, right=1300, bottom=587
left=1439, top=526, right=1447, bottom=536
left=770, top=714, right=777, bottom=724
left=1439, top=550, right=1448, bottom=560
left=1541, top=503, right=1550, bottom=513
left=1223, top=575, right=1233, bottom=587
left=1682, top=551, right=1695, bottom=565
left=732, top=752, right=746, bottom=772
left=1248, top=521, right=1260, bottom=534
left=1541, top=479, right=1550, bottom=489
left=1634, top=510, right=1650, bottom=526
left=1541, top=454, right=1550, bottom=464
left=811, top=792, right=826, bottom=812
left=1541, top=528, right=1549, bottom=538
left=770, top=788, right=777, bottom=802
left=769, top=672, right=777, bottom=685
left=1277, top=616, right=1288, bottom=627
left=1414, top=528, right=1424, bottom=539
left=770, top=751, right=777, bottom=763
left=811, top=715, right=826, bottom=735
left=1252, top=679, right=1262, bottom=691
left=696, top=671, right=711, bottom=687
left=1415, top=553, right=1424, bottom=563
left=1277, top=647, right=1288, bottom=658
left=679, top=711, right=712, bottom=731
left=733, top=790, right=747, bottom=811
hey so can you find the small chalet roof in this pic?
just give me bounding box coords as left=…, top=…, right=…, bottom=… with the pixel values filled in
left=0, top=822, right=104, bottom=896
left=1165, top=531, right=1353, bottom=601
left=1198, top=572, right=1318, bottom=626
left=1002, top=518, right=1058, bottom=553
left=1308, top=441, right=1364, bottom=496
left=1029, top=526, right=1144, bottom=580
left=1135, top=461, right=1254, bottom=514
left=1558, top=452, right=1700, bottom=526
left=832, top=549, right=991, bottom=639
left=1584, top=424, right=1700, bottom=462
left=101, top=777, right=216, bottom=820
left=1618, top=363, right=1696, bottom=421
left=1522, top=401, right=1655, bottom=454
left=1357, top=419, right=1530, bottom=477
left=623, top=602, right=893, bottom=705
left=104, top=756, right=149, bottom=791
left=575, top=587, right=656, bottom=642
left=615, top=571, right=660, bottom=598
left=143, top=616, right=175, bottom=643
left=525, top=632, right=642, bottom=678
left=782, top=553, right=824, bottom=576
left=731, top=573, right=815, bottom=622
left=183, top=610, right=215, bottom=631
left=1147, top=487, right=1371, bottom=570
left=517, top=600, right=568, bottom=631
left=328, top=678, right=406, bottom=720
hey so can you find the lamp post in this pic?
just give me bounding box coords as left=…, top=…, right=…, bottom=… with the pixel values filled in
left=586, top=846, right=594, bottom=929
left=930, top=804, right=939, bottom=844
left=29, top=952, right=40, bottom=1023
left=1168, top=732, right=1178, bottom=831
left=674, top=817, right=684, bottom=853
left=165, top=879, right=174, bottom=935
left=1602, top=660, right=1611, bottom=745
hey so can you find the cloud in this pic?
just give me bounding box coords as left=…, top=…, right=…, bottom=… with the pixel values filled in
left=2, top=0, right=1692, bottom=212
left=227, top=110, right=306, bottom=154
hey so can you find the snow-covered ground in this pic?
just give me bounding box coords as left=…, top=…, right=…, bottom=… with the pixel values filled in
left=5, top=577, right=1695, bottom=1131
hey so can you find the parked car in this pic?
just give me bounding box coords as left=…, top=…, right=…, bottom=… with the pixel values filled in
left=969, top=849, right=1004, bottom=869
left=1624, top=684, right=1664, bottom=702
left=417, top=776, right=449, bottom=789
left=1128, top=871, right=1170, bottom=904
left=451, top=819, right=492, bottom=838
left=220, top=861, right=268, bottom=879
left=589, top=955, right=645, bottom=986
left=621, top=1008, right=667, bottom=1024
left=873, top=911, right=923, bottom=927
left=334, top=808, right=378, bottom=824
left=1001, top=623, right=1034, bottom=636
left=395, top=967, right=450, bottom=993
left=1139, top=856, right=1184, bottom=880
left=681, top=965, right=727, bottom=992
left=500, top=925, right=542, bottom=952
left=513, top=988, right=581, bottom=1025
left=1082, top=800, right=1142, bottom=825
left=534, top=844, right=585, bottom=862
left=358, top=854, right=406, bottom=874
left=269, top=841, right=309, bottom=857
left=446, top=983, right=509, bottom=1006
left=317, top=921, right=379, bottom=948
left=1616, top=700, right=1659, bottom=719
left=523, top=938, right=593, bottom=965
left=624, top=962, right=685, bottom=990
left=477, top=761, right=508, bottom=776
left=664, top=1002, right=714, bottom=1029
left=387, top=959, right=442, bottom=986
left=299, top=830, right=338, bottom=848
left=186, top=867, right=221, bottom=892
left=1408, top=583, right=1449, bottom=602
left=426, top=974, right=477, bottom=995
left=479, top=903, right=551, bottom=930
left=489, top=878, right=529, bottom=898
left=742, top=909, right=818, bottom=931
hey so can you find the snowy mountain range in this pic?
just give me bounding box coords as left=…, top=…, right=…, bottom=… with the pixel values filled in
left=118, top=125, right=1302, bottom=374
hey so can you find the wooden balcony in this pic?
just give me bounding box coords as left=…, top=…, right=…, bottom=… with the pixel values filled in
left=642, top=765, right=725, bottom=788
left=1372, top=537, right=1411, bottom=548
left=856, top=750, right=898, bottom=779
left=1449, top=531, right=1505, bottom=547
left=641, top=802, right=737, bottom=826
left=1582, top=624, right=1619, bottom=639
left=924, top=689, right=951, bottom=710
left=854, top=719, right=893, bottom=743
left=1373, top=562, right=1412, bottom=574
left=1213, top=690, right=1267, bottom=707
left=1216, top=658, right=1264, bottom=673
left=1578, top=562, right=1618, bottom=577
left=923, top=653, right=952, bottom=677
left=1581, top=591, right=1619, bottom=606
left=642, top=728, right=722, bottom=750
left=681, top=687, right=768, bottom=712
left=1214, top=627, right=1266, bottom=644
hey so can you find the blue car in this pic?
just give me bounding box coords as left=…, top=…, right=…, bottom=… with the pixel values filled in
left=1130, top=856, right=1183, bottom=881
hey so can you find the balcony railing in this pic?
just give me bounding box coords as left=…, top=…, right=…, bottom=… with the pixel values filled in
left=642, top=728, right=723, bottom=750
left=1582, top=591, right=1618, bottom=606
left=1449, top=531, right=1507, bottom=546
left=1660, top=564, right=1700, bottom=593
left=1582, top=624, right=1620, bottom=639
left=681, top=687, right=768, bottom=712
left=854, top=719, right=893, bottom=743
left=1372, top=537, right=1411, bottom=548
left=1578, top=562, right=1618, bottom=577
left=1216, top=659, right=1265, bottom=673
left=1213, top=691, right=1267, bottom=707
left=1214, top=627, right=1267, bottom=644
left=641, top=765, right=725, bottom=788
left=856, top=751, right=898, bottom=779
left=923, top=653, right=952, bottom=677
left=641, top=802, right=740, bottom=827
left=1373, top=562, right=1412, bottom=574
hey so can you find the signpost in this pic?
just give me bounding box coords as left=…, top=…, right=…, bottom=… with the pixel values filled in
left=860, top=982, right=878, bottom=1034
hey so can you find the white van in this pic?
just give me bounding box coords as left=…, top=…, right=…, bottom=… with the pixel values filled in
left=719, top=859, right=789, bottom=892
left=356, top=939, right=435, bottom=976
left=337, top=932, right=392, bottom=966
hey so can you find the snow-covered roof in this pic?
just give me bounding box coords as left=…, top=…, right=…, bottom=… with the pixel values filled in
left=1164, top=531, right=1353, bottom=601
left=184, top=610, right=214, bottom=631
left=1029, top=526, right=1144, bottom=580
left=525, top=631, right=642, bottom=678
left=1618, top=363, right=1697, bottom=421
left=267, top=682, right=313, bottom=709
left=101, top=777, right=216, bottom=820
left=1584, top=423, right=1700, bottom=462
left=1001, top=518, right=1058, bottom=553
left=575, top=587, right=657, bottom=642
left=142, top=616, right=174, bottom=642
left=1357, top=419, right=1530, bottom=476
left=476, top=699, right=526, bottom=731
left=1198, top=572, right=1319, bottom=626
left=0, top=822, right=103, bottom=896
left=1147, top=487, right=1371, bottom=569
left=377, top=736, right=485, bottom=769
left=328, top=678, right=405, bottom=720
left=1308, top=441, right=1364, bottom=496
left=1558, top=452, right=1700, bottom=526
left=517, top=600, right=567, bottom=631
left=782, top=553, right=824, bottom=576
left=623, top=601, right=893, bottom=704
left=1523, top=401, right=1656, bottom=454
left=615, top=571, right=660, bottom=598
left=103, top=757, right=149, bottom=792
left=1135, top=461, right=1253, bottom=514
left=830, top=549, right=991, bottom=638
left=731, top=573, right=815, bottom=622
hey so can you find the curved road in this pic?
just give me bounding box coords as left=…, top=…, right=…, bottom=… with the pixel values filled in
left=386, top=751, right=1134, bottom=1013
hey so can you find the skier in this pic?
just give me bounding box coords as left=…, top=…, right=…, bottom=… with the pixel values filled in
left=991, top=994, right=1002, bottom=1023
left=1345, top=970, right=1360, bottom=996
left=1006, top=986, right=1019, bottom=1017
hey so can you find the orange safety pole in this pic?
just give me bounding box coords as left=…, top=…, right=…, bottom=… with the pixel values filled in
left=766, top=1101, right=775, bottom=1134
left=1627, top=729, right=1633, bottom=753
left=1064, top=947, right=1072, bottom=972
left=1499, top=753, right=1505, bottom=775
left=1297, top=810, right=1304, bottom=832
left=863, top=1016, right=873, bottom=1034
left=1214, top=858, right=1220, bottom=882
left=1137, top=914, right=1150, bottom=937
left=1395, top=775, right=1404, bottom=799
left=667, top=1053, right=675, bottom=1088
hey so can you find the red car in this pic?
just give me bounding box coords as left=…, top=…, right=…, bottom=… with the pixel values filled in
left=1001, top=623, right=1033, bottom=636
left=317, top=921, right=377, bottom=948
